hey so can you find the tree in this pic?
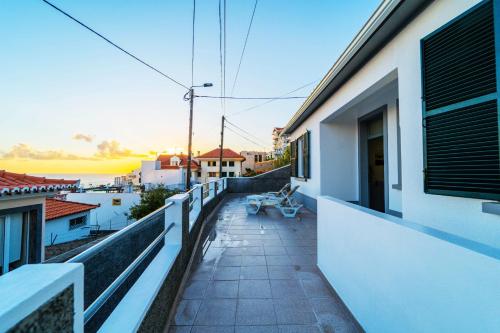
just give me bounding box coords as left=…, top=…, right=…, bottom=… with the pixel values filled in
left=273, top=145, right=291, bottom=168
left=129, top=186, right=180, bottom=220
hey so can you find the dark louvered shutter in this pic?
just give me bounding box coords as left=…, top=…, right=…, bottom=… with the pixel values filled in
left=290, top=140, right=298, bottom=177
left=422, top=0, right=500, bottom=200
left=302, top=131, right=311, bottom=179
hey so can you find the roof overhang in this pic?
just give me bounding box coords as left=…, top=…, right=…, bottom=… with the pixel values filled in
left=284, top=0, right=432, bottom=134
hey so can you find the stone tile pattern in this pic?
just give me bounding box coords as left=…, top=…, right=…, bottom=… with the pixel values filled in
left=170, top=196, right=363, bottom=333
left=7, top=285, right=74, bottom=333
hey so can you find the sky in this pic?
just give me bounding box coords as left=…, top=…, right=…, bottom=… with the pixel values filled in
left=0, top=0, right=380, bottom=174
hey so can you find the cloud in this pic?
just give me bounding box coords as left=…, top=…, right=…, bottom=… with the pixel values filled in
left=1, top=141, right=148, bottom=161
left=0, top=143, right=97, bottom=160
left=94, top=140, right=147, bottom=159
left=73, top=133, right=94, bottom=143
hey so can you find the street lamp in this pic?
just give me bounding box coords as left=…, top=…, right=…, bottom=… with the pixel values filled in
left=185, top=82, right=213, bottom=190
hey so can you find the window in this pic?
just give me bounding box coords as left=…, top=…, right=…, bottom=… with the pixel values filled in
left=229, top=172, right=235, bottom=177
left=421, top=0, right=500, bottom=200
left=259, top=155, right=262, bottom=162
left=197, top=171, right=201, bottom=177
left=229, top=161, right=235, bottom=167
left=1, top=212, right=31, bottom=275
left=69, top=216, right=87, bottom=230
left=221, top=172, right=227, bottom=177
left=291, top=131, right=310, bottom=179
left=254, top=155, right=258, bottom=162
left=208, top=161, right=217, bottom=167
left=208, top=172, right=217, bottom=177
left=222, top=161, right=227, bottom=167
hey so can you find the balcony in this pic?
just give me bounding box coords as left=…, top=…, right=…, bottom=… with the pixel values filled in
left=0, top=166, right=361, bottom=333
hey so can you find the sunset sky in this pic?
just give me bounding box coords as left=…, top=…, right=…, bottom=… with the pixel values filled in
left=1, top=0, right=379, bottom=174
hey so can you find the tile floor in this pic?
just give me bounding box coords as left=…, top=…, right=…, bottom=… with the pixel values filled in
left=170, top=195, right=362, bottom=333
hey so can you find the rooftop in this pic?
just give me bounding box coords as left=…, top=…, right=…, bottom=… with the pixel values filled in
left=157, top=154, right=200, bottom=170
left=0, top=170, right=79, bottom=197
left=45, top=198, right=99, bottom=221
left=169, top=195, right=361, bottom=332
left=197, top=148, right=245, bottom=160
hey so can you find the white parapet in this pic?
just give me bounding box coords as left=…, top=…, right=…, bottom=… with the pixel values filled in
left=317, top=196, right=500, bottom=333
left=0, top=263, right=84, bottom=333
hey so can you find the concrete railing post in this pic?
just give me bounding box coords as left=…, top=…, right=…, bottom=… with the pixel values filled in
left=193, top=184, right=203, bottom=213
left=0, top=264, right=84, bottom=333
left=165, top=194, right=189, bottom=250
left=209, top=181, right=216, bottom=198
left=223, top=177, right=227, bottom=190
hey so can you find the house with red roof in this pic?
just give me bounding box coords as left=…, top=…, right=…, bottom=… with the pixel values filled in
left=141, top=154, right=200, bottom=190
left=196, top=148, right=245, bottom=182
left=0, top=171, right=79, bottom=275
left=44, top=198, right=99, bottom=246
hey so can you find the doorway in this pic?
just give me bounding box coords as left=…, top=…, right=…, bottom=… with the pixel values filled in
left=359, top=108, right=387, bottom=213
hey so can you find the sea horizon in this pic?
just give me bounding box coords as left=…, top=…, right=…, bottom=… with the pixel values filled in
left=33, top=173, right=121, bottom=187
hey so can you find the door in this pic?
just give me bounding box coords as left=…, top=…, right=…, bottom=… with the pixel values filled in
left=368, top=136, right=385, bottom=212
left=359, top=110, right=386, bottom=213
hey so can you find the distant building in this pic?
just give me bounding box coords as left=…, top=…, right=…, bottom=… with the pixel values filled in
left=141, top=154, right=199, bottom=190
left=240, top=151, right=267, bottom=174
left=0, top=171, right=78, bottom=275
left=44, top=199, right=99, bottom=246
left=272, top=127, right=289, bottom=157
left=66, top=192, right=141, bottom=231
left=196, top=148, right=245, bottom=182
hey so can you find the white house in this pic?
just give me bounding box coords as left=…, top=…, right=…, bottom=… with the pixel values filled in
left=284, top=0, right=500, bottom=332
left=0, top=171, right=78, bottom=275
left=240, top=150, right=267, bottom=174
left=44, top=198, right=98, bottom=246
left=196, top=148, right=245, bottom=182
left=141, top=154, right=199, bottom=190
left=65, top=192, right=140, bottom=231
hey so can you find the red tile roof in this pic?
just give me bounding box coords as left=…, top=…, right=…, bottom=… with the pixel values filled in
left=156, top=154, right=199, bottom=170
left=45, top=198, right=99, bottom=221
left=197, top=148, right=245, bottom=160
left=0, top=170, right=79, bottom=197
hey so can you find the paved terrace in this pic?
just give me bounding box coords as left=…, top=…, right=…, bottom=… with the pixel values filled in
left=170, top=195, right=362, bottom=333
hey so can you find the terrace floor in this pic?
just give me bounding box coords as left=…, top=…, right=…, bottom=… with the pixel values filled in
left=170, top=195, right=362, bottom=333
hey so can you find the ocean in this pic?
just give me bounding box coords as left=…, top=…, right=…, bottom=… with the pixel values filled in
left=33, top=173, right=120, bottom=188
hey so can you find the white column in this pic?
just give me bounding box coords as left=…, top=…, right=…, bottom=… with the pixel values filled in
left=209, top=181, right=216, bottom=198
left=193, top=184, right=203, bottom=213
left=164, top=193, right=188, bottom=247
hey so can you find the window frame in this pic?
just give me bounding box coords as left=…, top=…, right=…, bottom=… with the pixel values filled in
left=69, top=215, right=87, bottom=230
left=420, top=0, right=500, bottom=201
left=291, top=131, right=311, bottom=180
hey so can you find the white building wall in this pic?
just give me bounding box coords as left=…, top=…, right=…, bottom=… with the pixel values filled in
left=290, top=0, right=500, bottom=247
left=198, top=160, right=243, bottom=182
left=44, top=211, right=90, bottom=246
left=66, top=193, right=140, bottom=231
left=141, top=160, right=184, bottom=189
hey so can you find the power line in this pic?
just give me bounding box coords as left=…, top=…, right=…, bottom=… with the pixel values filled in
left=194, top=95, right=307, bottom=100
left=40, top=0, right=189, bottom=90
left=230, top=0, right=258, bottom=96
left=224, top=125, right=268, bottom=149
left=224, top=119, right=268, bottom=146
left=218, top=0, right=224, bottom=113
left=228, top=79, right=318, bottom=116
left=191, top=0, right=196, bottom=87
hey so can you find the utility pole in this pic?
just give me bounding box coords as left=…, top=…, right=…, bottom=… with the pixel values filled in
left=184, top=83, right=213, bottom=190
left=186, top=88, right=194, bottom=190
left=219, top=115, right=225, bottom=178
